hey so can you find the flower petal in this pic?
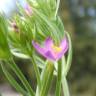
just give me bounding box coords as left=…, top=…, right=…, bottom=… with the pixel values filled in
left=24, top=4, right=32, bottom=15
left=32, top=37, right=68, bottom=61
left=32, top=41, right=56, bottom=61
left=56, top=38, right=68, bottom=60
left=44, top=37, right=53, bottom=49
left=32, top=41, right=46, bottom=56
left=44, top=50, right=56, bottom=61
left=60, top=37, right=68, bottom=48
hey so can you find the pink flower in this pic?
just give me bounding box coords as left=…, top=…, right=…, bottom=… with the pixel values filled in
left=32, top=37, right=68, bottom=61
left=24, top=4, right=32, bottom=15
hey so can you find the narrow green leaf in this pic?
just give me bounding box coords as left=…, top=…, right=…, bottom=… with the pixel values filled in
left=31, top=56, right=41, bottom=89
left=64, top=32, right=72, bottom=76
left=11, top=49, right=30, bottom=59
left=62, top=76, right=70, bottom=96
left=34, top=55, right=45, bottom=69
left=0, top=15, right=11, bottom=59
left=55, top=0, right=60, bottom=17
left=33, top=8, right=60, bottom=44
left=6, top=59, right=35, bottom=96
left=1, top=63, right=27, bottom=95
left=61, top=56, right=66, bottom=77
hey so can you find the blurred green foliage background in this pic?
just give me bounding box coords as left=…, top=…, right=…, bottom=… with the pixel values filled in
left=60, top=0, right=96, bottom=96
left=0, top=0, right=96, bottom=96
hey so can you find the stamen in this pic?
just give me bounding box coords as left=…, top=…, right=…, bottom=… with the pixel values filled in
left=52, top=45, right=62, bottom=53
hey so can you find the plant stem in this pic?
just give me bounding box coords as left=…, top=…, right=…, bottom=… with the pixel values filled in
left=40, top=62, right=54, bottom=96
left=35, top=60, right=48, bottom=96
left=62, top=76, right=70, bottom=96
left=55, top=61, right=62, bottom=96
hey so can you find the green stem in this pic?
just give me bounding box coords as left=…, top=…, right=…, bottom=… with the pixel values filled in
left=35, top=60, right=48, bottom=96
left=31, top=56, right=41, bottom=89
left=55, top=61, right=62, bottom=96
left=62, top=76, right=70, bottom=96
left=40, top=62, right=54, bottom=96
left=6, top=58, right=34, bottom=96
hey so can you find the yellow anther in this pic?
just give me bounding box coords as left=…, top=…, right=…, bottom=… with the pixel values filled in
left=52, top=45, right=62, bottom=53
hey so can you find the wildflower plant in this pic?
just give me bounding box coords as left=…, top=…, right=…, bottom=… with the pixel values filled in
left=0, top=0, right=72, bottom=96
